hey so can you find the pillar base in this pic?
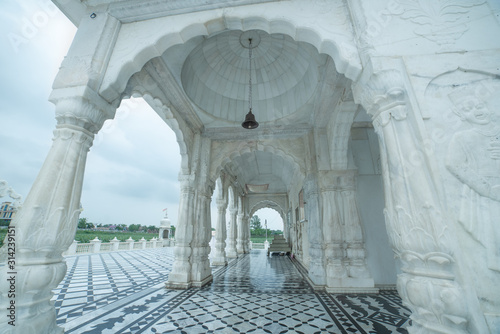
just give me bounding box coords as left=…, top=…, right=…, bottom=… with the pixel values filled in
left=327, top=277, right=375, bottom=292
left=211, top=259, right=228, bottom=266
left=326, top=285, right=379, bottom=294
left=165, top=281, right=192, bottom=290
left=192, top=274, right=213, bottom=288
left=226, top=251, right=238, bottom=258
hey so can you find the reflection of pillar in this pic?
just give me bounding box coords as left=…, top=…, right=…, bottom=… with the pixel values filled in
left=226, top=207, right=238, bottom=258
left=0, top=96, right=115, bottom=333
left=166, top=174, right=195, bottom=289
left=212, top=198, right=228, bottom=265
left=190, top=189, right=213, bottom=286
left=355, top=70, right=471, bottom=333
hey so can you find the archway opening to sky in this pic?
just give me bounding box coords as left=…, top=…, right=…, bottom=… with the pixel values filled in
left=253, top=208, right=283, bottom=236
left=81, top=98, right=182, bottom=230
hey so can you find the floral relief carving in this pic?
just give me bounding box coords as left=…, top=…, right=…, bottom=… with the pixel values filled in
left=395, top=0, right=486, bottom=45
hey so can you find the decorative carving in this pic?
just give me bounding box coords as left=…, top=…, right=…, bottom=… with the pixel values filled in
left=353, top=69, right=406, bottom=118
left=398, top=272, right=468, bottom=334
left=108, top=0, right=276, bottom=21
left=395, top=0, right=486, bottom=46
left=446, top=89, right=500, bottom=271
left=356, top=69, right=471, bottom=332
left=0, top=180, right=22, bottom=208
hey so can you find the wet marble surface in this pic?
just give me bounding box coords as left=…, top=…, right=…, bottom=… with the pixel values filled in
left=52, top=248, right=410, bottom=333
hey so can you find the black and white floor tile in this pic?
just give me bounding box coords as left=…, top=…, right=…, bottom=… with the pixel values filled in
left=52, top=249, right=410, bottom=333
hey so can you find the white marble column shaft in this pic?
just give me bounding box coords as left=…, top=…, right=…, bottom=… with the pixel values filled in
left=356, top=71, right=470, bottom=333
left=190, top=190, right=213, bottom=286
left=0, top=97, right=114, bottom=334
left=212, top=199, right=228, bottom=265
left=166, top=174, right=195, bottom=288
left=226, top=207, right=238, bottom=258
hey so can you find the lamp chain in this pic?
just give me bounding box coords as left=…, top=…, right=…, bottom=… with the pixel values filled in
left=248, top=38, right=252, bottom=112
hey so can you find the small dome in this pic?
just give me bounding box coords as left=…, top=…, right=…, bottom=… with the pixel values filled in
left=160, top=211, right=171, bottom=227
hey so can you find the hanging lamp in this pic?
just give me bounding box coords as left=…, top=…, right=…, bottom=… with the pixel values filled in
left=242, top=37, right=259, bottom=129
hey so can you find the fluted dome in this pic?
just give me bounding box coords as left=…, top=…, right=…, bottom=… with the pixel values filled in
left=181, top=30, right=321, bottom=124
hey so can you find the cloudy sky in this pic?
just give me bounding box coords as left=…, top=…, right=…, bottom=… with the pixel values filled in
left=0, top=0, right=283, bottom=231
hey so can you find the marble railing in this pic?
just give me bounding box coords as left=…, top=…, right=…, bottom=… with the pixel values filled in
left=64, top=237, right=174, bottom=255
left=249, top=241, right=269, bottom=250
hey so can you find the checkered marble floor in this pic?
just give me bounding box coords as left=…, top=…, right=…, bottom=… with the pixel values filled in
left=52, top=249, right=411, bottom=333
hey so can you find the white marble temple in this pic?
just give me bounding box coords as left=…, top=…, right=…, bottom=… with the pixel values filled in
left=1, top=1, right=499, bottom=333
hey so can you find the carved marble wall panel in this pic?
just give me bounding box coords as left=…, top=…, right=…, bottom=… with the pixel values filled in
left=349, top=0, right=499, bottom=59
left=418, top=59, right=500, bottom=332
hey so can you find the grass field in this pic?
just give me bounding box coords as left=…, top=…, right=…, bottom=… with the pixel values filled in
left=74, top=230, right=160, bottom=243
left=0, top=229, right=160, bottom=247
left=0, top=230, right=281, bottom=247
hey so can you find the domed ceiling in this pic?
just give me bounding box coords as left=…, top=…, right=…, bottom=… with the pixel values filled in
left=181, top=30, right=325, bottom=125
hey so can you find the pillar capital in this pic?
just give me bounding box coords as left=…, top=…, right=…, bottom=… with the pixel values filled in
left=216, top=198, right=227, bottom=210
left=178, top=173, right=196, bottom=192
left=352, top=68, right=407, bottom=120
left=50, top=87, right=116, bottom=134
left=318, top=170, right=358, bottom=192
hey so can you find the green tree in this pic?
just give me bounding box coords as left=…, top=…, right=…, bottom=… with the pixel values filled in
left=170, top=226, right=176, bottom=238
left=78, top=217, right=87, bottom=229
left=250, top=215, right=264, bottom=236
left=250, top=215, right=262, bottom=230
left=147, top=225, right=157, bottom=233
left=128, top=224, right=139, bottom=232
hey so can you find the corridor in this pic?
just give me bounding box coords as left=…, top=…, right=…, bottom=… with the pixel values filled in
left=53, top=248, right=410, bottom=333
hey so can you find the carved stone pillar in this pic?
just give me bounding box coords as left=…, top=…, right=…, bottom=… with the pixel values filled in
left=236, top=212, right=245, bottom=254
left=0, top=96, right=114, bottom=334
left=226, top=207, right=238, bottom=258
left=212, top=198, right=228, bottom=266
left=320, top=172, right=347, bottom=289
left=354, top=70, right=468, bottom=333
left=339, top=171, right=374, bottom=290
left=165, top=174, right=195, bottom=289
left=190, top=188, right=212, bottom=286
left=243, top=214, right=251, bottom=253
left=304, top=174, right=326, bottom=286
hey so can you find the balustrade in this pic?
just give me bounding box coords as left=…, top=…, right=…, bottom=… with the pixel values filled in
left=63, top=237, right=165, bottom=255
